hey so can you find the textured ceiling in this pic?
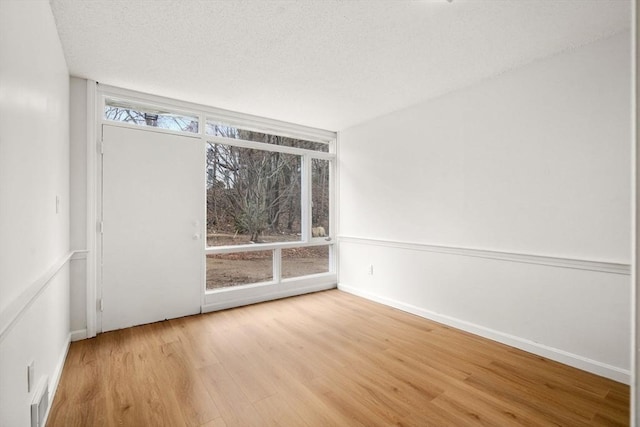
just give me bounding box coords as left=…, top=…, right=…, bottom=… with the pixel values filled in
left=50, top=0, right=630, bottom=131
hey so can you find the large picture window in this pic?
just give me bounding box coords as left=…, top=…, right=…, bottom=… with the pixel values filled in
left=205, top=124, right=334, bottom=291
left=206, top=143, right=302, bottom=246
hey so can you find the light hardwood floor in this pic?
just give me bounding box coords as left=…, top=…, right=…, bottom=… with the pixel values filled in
left=47, top=289, right=629, bottom=426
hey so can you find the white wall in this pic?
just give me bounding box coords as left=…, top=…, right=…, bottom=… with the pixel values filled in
left=0, top=0, right=71, bottom=425
left=338, top=32, right=632, bottom=382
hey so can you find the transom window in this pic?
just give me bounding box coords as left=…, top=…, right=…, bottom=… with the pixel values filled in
left=104, top=97, right=199, bottom=133
left=206, top=121, right=329, bottom=152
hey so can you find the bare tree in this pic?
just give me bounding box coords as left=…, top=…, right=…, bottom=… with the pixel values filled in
left=207, top=142, right=300, bottom=242
left=206, top=127, right=328, bottom=243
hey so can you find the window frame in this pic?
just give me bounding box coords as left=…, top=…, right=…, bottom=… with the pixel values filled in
left=204, top=135, right=334, bottom=253
left=96, top=84, right=337, bottom=297
left=203, top=138, right=335, bottom=290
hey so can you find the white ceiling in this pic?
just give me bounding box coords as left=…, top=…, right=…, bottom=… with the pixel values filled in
left=50, top=0, right=630, bottom=131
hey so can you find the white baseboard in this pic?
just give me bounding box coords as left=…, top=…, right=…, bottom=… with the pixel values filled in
left=202, top=283, right=337, bottom=313
left=42, top=333, right=71, bottom=427
left=338, top=284, right=631, bottom=384
left=70, top=329, right=87, bottom=342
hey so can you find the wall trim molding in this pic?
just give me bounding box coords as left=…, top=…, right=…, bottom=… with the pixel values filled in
left=339, top=236, right=630, bottom=276
left=71, top=250, right=88, bottom=261
left=0, top=251, right=76, bottom=343
left=338, top=284, right=631, bottom=384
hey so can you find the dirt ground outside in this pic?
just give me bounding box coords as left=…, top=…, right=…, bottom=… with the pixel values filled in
left=206, top=234, right=330, bottom=289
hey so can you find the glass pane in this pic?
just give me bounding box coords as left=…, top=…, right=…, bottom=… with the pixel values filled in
left=206, top=122, right=329, bottom=152
left=206, top=143, right=302, bottom=246
left=282, top=246, right=330, bottom=279
left=206, top=251, right=273, bottom=289
left=104, top=98, right=199, bottom=133
left=311, top=159, right=330, bottom=238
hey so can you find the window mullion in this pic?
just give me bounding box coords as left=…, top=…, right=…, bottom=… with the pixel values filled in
left=301, top=154, right=312, bottom=242
left=273, top=248, right=282, bottom=284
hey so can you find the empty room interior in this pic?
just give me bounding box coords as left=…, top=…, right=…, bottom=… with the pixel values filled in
left=1, top=0, right=638, bottom=425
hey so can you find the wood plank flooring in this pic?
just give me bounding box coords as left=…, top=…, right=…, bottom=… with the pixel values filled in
left=47, top=290, right=629, bottom=426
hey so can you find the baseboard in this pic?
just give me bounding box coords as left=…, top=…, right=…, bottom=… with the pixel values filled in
left=42, top=333, right=71, bottom=427
left=338, top=284, right=631, bottom=384
left=70, top=329, right=87, bottom=342
left=202, top=282, right=337, bottom=313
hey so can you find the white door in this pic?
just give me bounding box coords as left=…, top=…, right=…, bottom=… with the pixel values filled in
left=101, top=125, right=204, bottom=332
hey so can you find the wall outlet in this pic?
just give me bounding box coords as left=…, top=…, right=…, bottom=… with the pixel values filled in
left=368, top=264, right=374, bottom=275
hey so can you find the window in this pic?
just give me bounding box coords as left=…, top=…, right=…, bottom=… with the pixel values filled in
left=206, top=143, right=302, bottom=246
left=312, top=159, right=330, bottom=238
left=206, top=251, right=273, bottom=289
left=205, top=128, right=334, bottom=289
left=104, top=97, right=199, bottom=133
left=282, top=246, right=330, bottom=279
left=206, top=121, right=329, bottom=152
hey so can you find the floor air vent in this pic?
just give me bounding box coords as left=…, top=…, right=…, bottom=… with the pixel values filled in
left=30, top=377, right=49, bottom=427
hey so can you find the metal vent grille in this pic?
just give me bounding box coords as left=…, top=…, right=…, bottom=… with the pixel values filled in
left=30, top=377, right=49, bottom=427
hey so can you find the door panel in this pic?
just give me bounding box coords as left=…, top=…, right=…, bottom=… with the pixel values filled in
left=101, top=125, right=204, bottom=332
